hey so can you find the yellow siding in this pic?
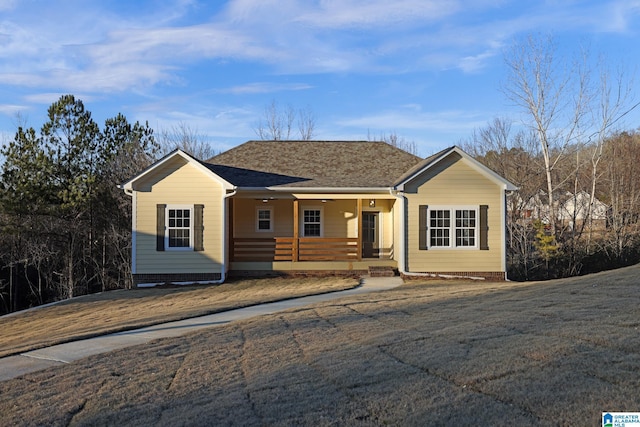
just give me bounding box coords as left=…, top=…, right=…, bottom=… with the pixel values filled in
left=311, top=200, right=358, bottom=238
left=232, top=199, right=294, bottom=237
left=405, top=153, right=504, bottom=272
left=134, top=157, right=224, bottom=274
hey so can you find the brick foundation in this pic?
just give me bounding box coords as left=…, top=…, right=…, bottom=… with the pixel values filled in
left=133, top=272, right=222, bottom=287
left=401, top=271, right=506, bottom=281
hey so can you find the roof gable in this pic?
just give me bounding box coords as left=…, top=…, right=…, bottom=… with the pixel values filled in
left=206, top=140, right=423, bottom=189
left=121, top=149, right=234, bottom=192
left=394, top=146, right=518, bottom=191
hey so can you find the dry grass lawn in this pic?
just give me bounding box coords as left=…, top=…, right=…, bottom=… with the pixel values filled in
left=1, top=266, right=639, bottom=426
left=0, top=276, right=359, bottom=358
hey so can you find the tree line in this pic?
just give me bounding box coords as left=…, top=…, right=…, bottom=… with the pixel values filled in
left=0, top=95, right=160, bottom=313
left=464, top=121, right=640, bottom=280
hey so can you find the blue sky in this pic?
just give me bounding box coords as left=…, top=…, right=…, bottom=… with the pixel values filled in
left=1, top=0, right=639, bottom=157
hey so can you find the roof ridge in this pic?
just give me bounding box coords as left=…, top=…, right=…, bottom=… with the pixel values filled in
left=205, top=139, right=423, bottom=188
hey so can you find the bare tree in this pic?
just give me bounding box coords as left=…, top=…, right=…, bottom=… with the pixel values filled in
left=601, top=131, right=640, bottom=260
left=297, top=105, right=316, bottom=140
left=368, top=130, right=418, bottom=155
left=583, top=62, right=637, bottom=247
left=503, top=34, right=590, bottom=237
left=254, top=100, right=316, bottom=141
left=158, top=122, right=219, bottom=160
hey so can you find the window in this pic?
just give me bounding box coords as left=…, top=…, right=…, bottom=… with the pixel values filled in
left=303, top=208, right=322, bottom=237
left=156, top=204, right=204, bottom=252
left=429, top=209, right=451, bottom=247
left=427, top=207, right=478, bottom=249
left=167, top=206, right=192, bottom=249
left=455, top=209, right=476, bottom=247
left=256, top=207, right=273, bottom=232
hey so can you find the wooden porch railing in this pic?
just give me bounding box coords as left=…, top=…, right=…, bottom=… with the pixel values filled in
left=232, top=237, right=359, bottom=262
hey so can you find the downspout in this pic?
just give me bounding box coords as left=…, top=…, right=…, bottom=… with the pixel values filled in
left=390, top=189, right=407, bottom=275
left=503, top=187, right=512, bottom=281
left=217, top=188, right=237, bottom=284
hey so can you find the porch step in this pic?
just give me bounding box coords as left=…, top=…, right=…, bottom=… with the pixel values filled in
left=368, top=266, right=397, bottom=277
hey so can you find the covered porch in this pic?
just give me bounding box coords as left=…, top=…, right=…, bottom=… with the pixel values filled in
left=227, top=193, right=399, bottom=274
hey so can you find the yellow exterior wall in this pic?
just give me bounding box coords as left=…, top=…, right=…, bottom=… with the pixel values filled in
left=233, top=199, right=294, bottom=237
left=232, top=198, right=363, bottom=238
left=133, top=157, right=224, bottom=274
left=231, top=198, right=394, bottom=241
left=404, top=153, right=504, bottom=272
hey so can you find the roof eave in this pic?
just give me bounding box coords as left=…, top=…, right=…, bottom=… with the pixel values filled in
left=120, top=149, right=235, bottom=192
left=237, top=186, right=394, bottom=193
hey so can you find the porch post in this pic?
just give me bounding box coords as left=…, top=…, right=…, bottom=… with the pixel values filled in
left=293, top=199, right=299, bottom=262
left=357, top=198, right=363, bottom=261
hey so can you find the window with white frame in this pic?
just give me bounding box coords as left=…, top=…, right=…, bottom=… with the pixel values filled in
left=302, top=208, right=322, bottom=237
left=428, top=207, right=477, bottom=248
left=455, top=209, right=476, bottom=247
left=256, top=207, right=273, bottom=232
left=166, top=206, right=192, bottom=249
left=429, top=209, right=451, bottom=247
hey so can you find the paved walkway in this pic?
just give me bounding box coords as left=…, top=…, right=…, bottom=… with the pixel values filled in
left=0, top=276, right=403, bottom=382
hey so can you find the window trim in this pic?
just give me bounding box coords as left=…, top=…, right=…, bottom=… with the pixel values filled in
left=256, top=206, right=274, bottom=232
left=427, top=206, right=479, bottom=250
left=301, top=206, right=323, bottom=237
left=165, top=204, right=194, bottom=251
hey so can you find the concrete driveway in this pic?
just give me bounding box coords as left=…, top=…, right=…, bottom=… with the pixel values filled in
left=0, top=276, right=402, bottom=382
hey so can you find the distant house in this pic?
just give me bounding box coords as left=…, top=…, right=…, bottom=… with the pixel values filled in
left=120, top=141, right=517, bottom=286
left=509, top=190, right=609, bottom=230
left=557, top=191, right=609, bottom=230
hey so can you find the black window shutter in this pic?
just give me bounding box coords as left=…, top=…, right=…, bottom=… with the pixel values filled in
left=156, top=204, right=166, bottom=251
left=480, top=204, right=489, bottom=250
left=419, top=205, right=428, bottom=250
left=194, top=204, right=204, bottom=251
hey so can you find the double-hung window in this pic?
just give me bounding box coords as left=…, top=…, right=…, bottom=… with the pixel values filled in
left=424, top=206, right=479, bottom=249
left=156, top=204, right=204, bottom=252
left=256, top=207, right=273, bottom=232
left=429, top=209, right=451, bottom=247
left=302, top=208, right=322, bottom=237
left=167, top=206, right=192, bottom=249
left=455, top=209, right=476, bottom=247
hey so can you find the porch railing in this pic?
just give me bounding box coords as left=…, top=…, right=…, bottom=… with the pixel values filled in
left=231, top=237, right=359, bottom=262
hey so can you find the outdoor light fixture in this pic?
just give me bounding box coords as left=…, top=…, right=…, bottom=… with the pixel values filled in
left=369, top=199, right=376, bottom=207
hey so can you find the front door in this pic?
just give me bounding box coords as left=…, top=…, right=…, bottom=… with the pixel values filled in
left=362, top=212, right=379, bottom=258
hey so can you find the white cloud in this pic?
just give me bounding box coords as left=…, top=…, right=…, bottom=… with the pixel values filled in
left=293, top=0, right=463, bottom=28
left=0, top=103, right=25, bottom=115
left=0, top=0, right=17, bottom=12
left=218, top=82, right=313, bottom=94
left=337, top=108, right=489, bottom=134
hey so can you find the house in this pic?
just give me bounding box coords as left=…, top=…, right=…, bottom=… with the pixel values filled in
left=120, top=141, right=517, bottom=286
left=557, top=191, right=609, bottom=230
left=509, top=190, right=609, bottom=230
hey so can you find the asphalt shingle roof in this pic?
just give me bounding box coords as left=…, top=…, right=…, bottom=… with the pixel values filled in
left=205, top=140, right=423, bottom=188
